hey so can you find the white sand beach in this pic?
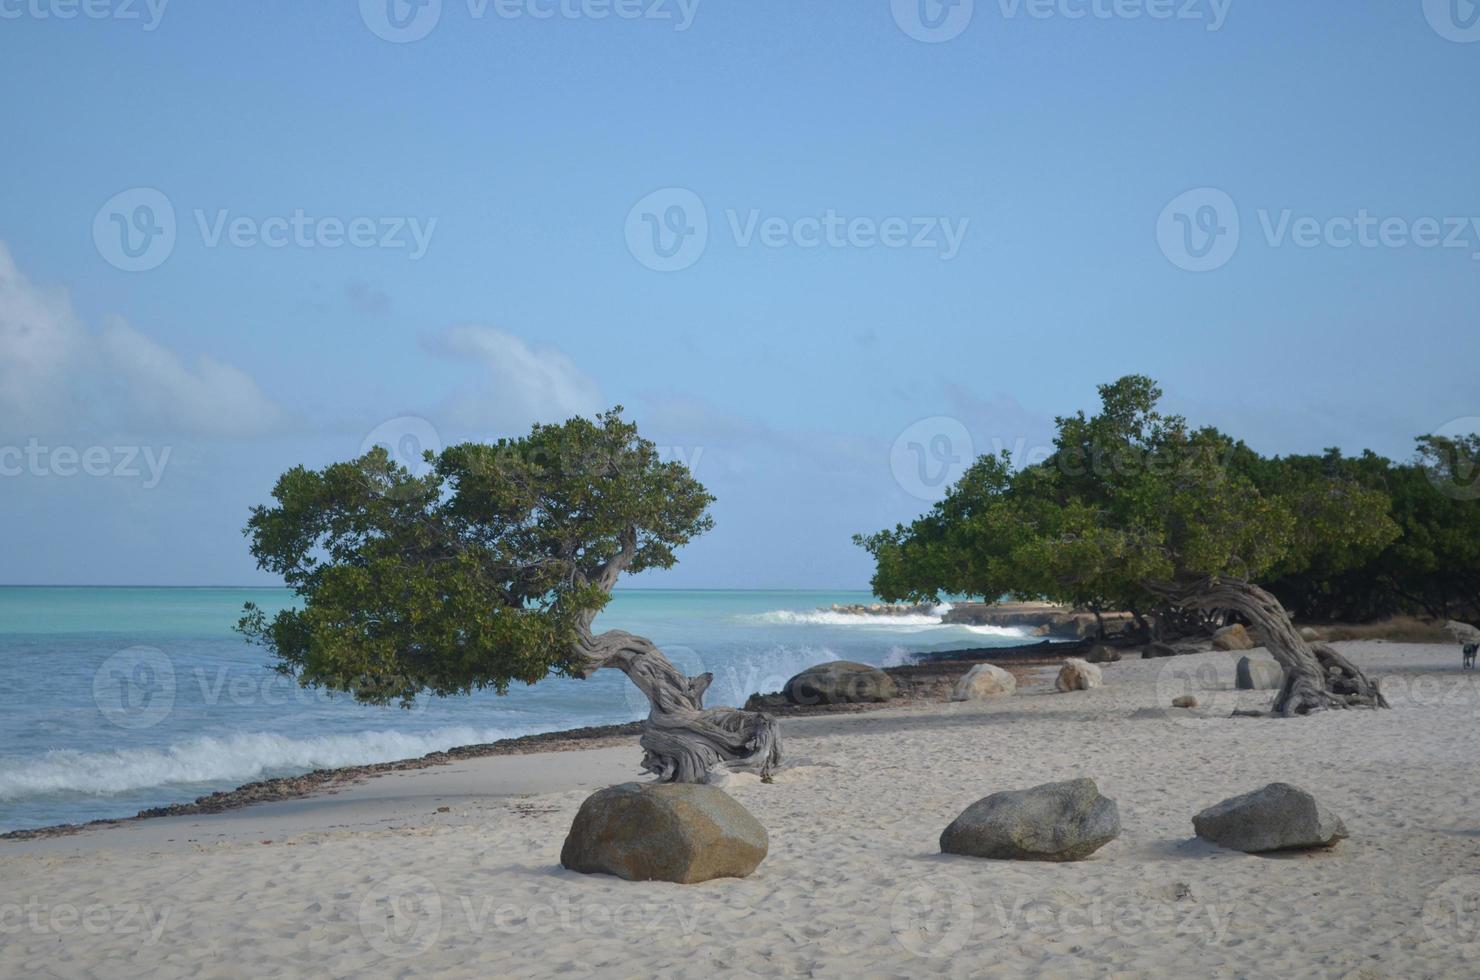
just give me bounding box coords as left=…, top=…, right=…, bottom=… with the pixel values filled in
left=4, top=641, right=1479, bottom=979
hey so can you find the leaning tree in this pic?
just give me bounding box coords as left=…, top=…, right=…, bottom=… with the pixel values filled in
left=238, top=408, right=780, bottom=782
left=857, top=376, right=1400, bottom=716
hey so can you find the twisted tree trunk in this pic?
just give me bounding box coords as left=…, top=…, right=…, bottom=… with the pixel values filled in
left=1161, top=578, right=1388, bottom=715
left=575, top=627, right=782, bottom=783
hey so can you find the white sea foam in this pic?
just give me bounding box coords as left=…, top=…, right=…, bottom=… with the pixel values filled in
left=745, top=609, right=945, bottom=628
left=0, top=726, right=527, bottom=801
left=703, top=645, right=845, bottom=707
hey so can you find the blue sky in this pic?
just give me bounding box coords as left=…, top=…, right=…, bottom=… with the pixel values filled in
left=1, top=0, right=1477, bottom=588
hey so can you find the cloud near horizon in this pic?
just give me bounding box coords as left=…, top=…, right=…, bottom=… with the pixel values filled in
left=0, top=243, right=285, bottom=439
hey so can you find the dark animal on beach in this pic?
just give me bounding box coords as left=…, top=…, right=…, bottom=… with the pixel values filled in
left=1465, top=644, right=1477, bottom=671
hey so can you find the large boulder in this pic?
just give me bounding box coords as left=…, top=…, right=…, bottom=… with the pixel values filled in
left=1055, top=658, right=1103, bottom=692
left=1236, top=656, right=1284, bottom=691
left=1212, top=624, right=1255, bottom=651
left=952, top=663, right=1016, bottom=701
left=940, top=778, right=1120, bottom=862
left=560, top=783, right=768, bottom=883
left=784, top=660, right=897, bottom=705
left=1192, top=783, right=1348, bottom=853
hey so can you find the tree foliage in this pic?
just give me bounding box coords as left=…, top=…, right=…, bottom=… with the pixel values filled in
left=238, top=409, right=714, bottom=705
left=855, top=376, right=1400, bottom=623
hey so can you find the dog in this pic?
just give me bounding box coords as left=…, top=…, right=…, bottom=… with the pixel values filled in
left=1466, top=643, right=1478, bottom=671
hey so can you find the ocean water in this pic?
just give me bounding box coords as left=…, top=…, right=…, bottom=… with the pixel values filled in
left=0, top=587, right=1029, bottom=833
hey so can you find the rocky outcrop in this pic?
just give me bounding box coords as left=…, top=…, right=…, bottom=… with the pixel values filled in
left=952, top=663, right=1017, bottom=700
left=940, top=778, right=1120, bottom=861
left=784, top=661, right=898, bottom=705
left=1212, top=624, right=1255, bottom=651
left=1055, top=658, right=1103, bottom=692
left=1236, top=656, right=1283, bottom=691
left=940, top=602, right=1135, bottom=638
left=1192, top=783, right=1348, bottom=853
left=561, top=783, right=768, bottom=883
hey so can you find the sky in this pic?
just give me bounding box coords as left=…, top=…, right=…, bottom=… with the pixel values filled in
left=1, top=0, right=1477, bottom=588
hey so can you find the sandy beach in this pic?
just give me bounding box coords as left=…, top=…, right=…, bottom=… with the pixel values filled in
left=4, top=640, right=1479, bottom=978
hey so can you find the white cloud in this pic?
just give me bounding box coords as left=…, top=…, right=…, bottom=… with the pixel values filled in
left=0, top=243, right=88, bottom=430
left=0, top=242, right=284, bottom=438
left=425, top=325, right=603, bottom=430
left=98, top=319, right=284, bottom=437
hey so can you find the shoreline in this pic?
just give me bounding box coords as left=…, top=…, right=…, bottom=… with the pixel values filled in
left=2, top=645, right=1069, bottom=843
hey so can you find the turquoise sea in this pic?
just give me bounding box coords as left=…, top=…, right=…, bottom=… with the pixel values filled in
left=0, top=587, right=1031, bottom=833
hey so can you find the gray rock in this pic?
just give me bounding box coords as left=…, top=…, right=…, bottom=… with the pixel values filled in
left=1142, top=642, right=1178, bottom=659
left=1085, top=643, right=1122, bottom=664
left=940, top=778, right=1120, bottom=862
left=1193, top=782, right=1348, bottom=853
left=784, top=660, right=897, bottom=705
left=1236, top=656, right=1284, bottom=691
left=561, top=783, right=768, bottom=883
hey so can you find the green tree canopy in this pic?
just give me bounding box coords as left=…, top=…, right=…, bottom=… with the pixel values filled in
left=856, top=376, right=1399, bottom=617
left=238, top=408, right=714, bottom=706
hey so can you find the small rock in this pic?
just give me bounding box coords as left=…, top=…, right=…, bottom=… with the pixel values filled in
left=1212, top=624, right=1255, bottom=651
left=1141, top=642, right=1178, bottom=659
left=1085, top=643, right=1122, bottom=664
left=1236, top=656, right=1284, bottom=691
left=1172, top=695, right=1198, bottom=709
left=561, top=783, right=768, bottom=883
left=1193, top=782, right=1348, bottom=853
left=1056, top=658, right=1103, bottom=692
left=784, top=661, right=897, bottom=705
left=436, top=806, right=450, bottom=813
left=1299, top=626, right=1320, bottom=642
left=940, top=778, right=1120, bottom=862
left=952, top=663, right=1017, bottom=701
